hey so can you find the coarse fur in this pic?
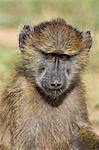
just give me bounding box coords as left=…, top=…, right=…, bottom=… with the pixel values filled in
left=0, top=18, right=99, bottom=150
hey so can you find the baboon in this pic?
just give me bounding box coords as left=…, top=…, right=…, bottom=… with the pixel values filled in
left=0, top=18, right=99, bottom=150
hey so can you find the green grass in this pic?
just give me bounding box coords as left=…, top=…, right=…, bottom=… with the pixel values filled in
left=0, top=0, right=99, bottom=29
left=0, top=45, right=19, bottom=87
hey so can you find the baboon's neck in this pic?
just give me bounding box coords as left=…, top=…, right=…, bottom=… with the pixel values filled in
left=34, top=78, right=89, bottom=123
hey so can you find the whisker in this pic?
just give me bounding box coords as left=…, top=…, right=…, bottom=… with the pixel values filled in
left=60, top=89, right=62, bottom=93
left=54, top=90, right=57, bottom=99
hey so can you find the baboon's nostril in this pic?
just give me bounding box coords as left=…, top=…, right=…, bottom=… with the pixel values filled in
left=50, top=80, right=61, bottom=88
left=51, top=83, right=61, bottom=87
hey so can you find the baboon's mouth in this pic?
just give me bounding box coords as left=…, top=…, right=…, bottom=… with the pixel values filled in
left=37, top=85, right=67, bottom=107
left=45, top=88, right=64, bottom=98
left=42, top=88, right=67, bottom=107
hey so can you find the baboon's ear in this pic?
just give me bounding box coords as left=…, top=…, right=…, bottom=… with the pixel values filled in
left=19, top=25, right=32, bottom=50
left=82, top=31, right=92, bottom=49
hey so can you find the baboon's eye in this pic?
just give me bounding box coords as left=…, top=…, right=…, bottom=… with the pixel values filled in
left=46, top=53, right=54, bottom=60
left=59, top=53, right=77, bottom=61
left=59, top=55, right=69, bottom=61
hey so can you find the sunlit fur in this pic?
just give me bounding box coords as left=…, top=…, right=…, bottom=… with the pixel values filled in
left=0, top=19, right=99, bottom=150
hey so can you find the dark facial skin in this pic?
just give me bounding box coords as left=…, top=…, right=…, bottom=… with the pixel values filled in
left=35, top=50, right=78, bottom=103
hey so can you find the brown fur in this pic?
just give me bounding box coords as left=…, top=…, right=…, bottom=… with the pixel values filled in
left=0, top=18, right=99, bottom=150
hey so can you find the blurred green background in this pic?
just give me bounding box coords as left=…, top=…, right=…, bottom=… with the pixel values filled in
left=0, top=0, right=99, bottom=132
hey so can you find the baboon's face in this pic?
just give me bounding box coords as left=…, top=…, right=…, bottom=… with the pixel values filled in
left=19, top=19, right=92, bottom=99
left=35, top=51, right=78, bottom=98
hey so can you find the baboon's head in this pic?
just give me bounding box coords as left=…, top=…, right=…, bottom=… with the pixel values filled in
left=19, top=19, right=92, bottom=104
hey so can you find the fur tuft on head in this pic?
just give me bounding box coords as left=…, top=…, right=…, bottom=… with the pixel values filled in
left=19, top=18, right=92, bottom=54
left=19, top=25, right=33, bottom=50
left=82, top=31, right=92, bottom=49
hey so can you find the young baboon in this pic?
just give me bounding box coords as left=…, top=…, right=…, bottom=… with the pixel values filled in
left=0, top=18, right=99, bottom=150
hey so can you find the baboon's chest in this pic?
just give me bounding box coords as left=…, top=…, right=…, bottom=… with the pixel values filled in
left=12, top=99, right=78, bottom=149
left=20, top=108, right=73, bottom=150
left=24, top=116, right=68, bottom=149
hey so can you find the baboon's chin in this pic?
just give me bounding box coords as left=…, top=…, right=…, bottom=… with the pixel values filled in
left=36, top=85, right=68, bottom=107
left=42, top=88, right=67, bottom=107
left=43, top=88, right=64, bottom=98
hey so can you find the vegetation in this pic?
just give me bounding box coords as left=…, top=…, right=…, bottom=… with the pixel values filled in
left=0, top=0, right=99, bottom=30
